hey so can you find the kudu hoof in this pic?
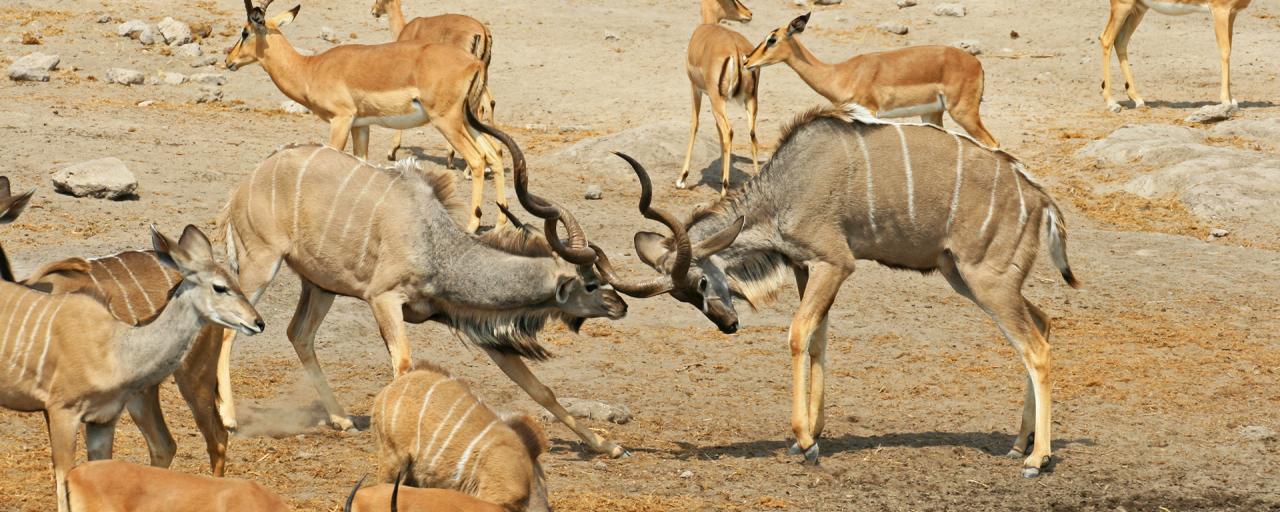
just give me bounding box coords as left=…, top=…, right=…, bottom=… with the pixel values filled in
left=600, top=442, right=629, bottom=459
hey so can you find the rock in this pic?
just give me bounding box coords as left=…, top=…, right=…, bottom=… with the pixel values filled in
left=21, top=32, right=41, bottom=45
left=1075, top=124, right=1211, bottom=167
left=106, top=67, right=144, bottom=85
left=593, top=461, right=607, bottom=471
left=321, top=27, right=339, bottom=43
left=1211, top=118, right=1280, bottom=150
left=933, top=3, right=966, bottom=16
left=814, top=0, right=842, bottom=4
left=117, top=20, right=147, bottom=38
left=877, top=23, right=909, bottom=35
left=1185, top=103, right=1238, bottom=124
left=1010, top=30, right=1020, bottom=39
left=952, top=39, right=982, bottom=55
left=679, top=470, right=694, bottom=479
left=160, top=72, right=186, bottom=85
left=8, top=52, right=60, bottom=82
left=138, top=25, right=161, bottom=45
left=195, top=85, right=222, bottom=103
left=895, top=0, right=917, bottom=7
left=137, top=100, right=157, bottom=107
left=1209, top=228, right=1230, bottom=238
left=1239, top=426, right=1275, bottom=441
left=52, top=158, right=138, bottom=200
left=174, top=42, right=202, bottom=58
left=191, top=55, right=218, bottom=68
left=281, top=100, right=311, bottom=114
left=585, top=185, right=603, bottom=200
left=793, top=0, right=807, bottom=5
left=604, top=31, right=620, bottom=41
left=97, top=14, right=113, bottom=23
left=190, top=72, right=226, bottom=86
left=537, top=398, right=631, bottom=425
left=157, top=17, right=193, bottom=46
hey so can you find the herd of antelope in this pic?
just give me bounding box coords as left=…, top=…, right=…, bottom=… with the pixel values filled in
left=1, top=0, right=1259, bottom=509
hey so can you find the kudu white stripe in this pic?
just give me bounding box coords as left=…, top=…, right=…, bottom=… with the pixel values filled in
left=945, top=134, right=965, bottom=231
left=291, top=147, right=326, bottom=238
left=387, top=375, right=416, bottom=430
left=419, top=395, right=468, bottom=461
left=338, top=168, right=379, bottom=244
left=96, top=260, right=139, bottom=321
left=853, top=129, right=878, bottom=234
left=427, top=403, right=480, bottom=471
left=115, top=257, right=157, bottom=312
left=0, top=292, right=20, bottom=359
left=146, top=252, right=176, bottom=290
left=317, top=162, right=366, bottom=249
left=452, top=420, right=497, bottom=483
left=358, top=173, right=404, bottom=269
left=893, top=124, right=916, bottom=224
left=979, top=157, right=1002, bottom=235
left=412, top=378, right=452, bottom=456
left=16, top=300, right=55, bottom=379
left=8, top=297, right=42, bottom=369
left=464, top=436, right=497, bottom=484
left=33, top=302, right=64, bottom=386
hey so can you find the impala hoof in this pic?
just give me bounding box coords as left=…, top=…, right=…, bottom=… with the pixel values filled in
left=1134, top=99, right=1146, bottom=109
left=675, top=178, right=687, bottom=189
left=599, top=441, right=628, bottom=458
left=1006, top=448, right=1025, bottom=459
left=1022, top=466, right=1041, bottom=478
left=328, top=415, right=356, bottom=431
left=787, top=442, right=801, bottom=456
left=802, top=443, right=820, bottom=465
left=1107, top=102, right=1122, bottom=113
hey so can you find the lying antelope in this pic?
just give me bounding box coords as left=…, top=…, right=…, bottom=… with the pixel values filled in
left=744, top=13, right=999, bottom=148
left=365, top=362, right=549, bottom=511
left=1099, top=0, right=1252, bottom=112
left=215, top=115, right=631, bottom=458
left=371, top=0, right=498, bottom=165
left=345, top=472, right=507, bottom=512
left=595, top=106, right=1078, bottom=477
left=67, top=460, right=290, bottom=511
left=676, top=0, right=761, bottom=195
left=0, top=176, right=36, bottom=282
left=226, top=0, right=505, bottom=233
left=24, top=251, right=231, bottom=476
left=0, top=225, right=262, bottom=512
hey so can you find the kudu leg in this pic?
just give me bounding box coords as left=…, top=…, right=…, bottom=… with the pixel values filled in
left=289, top=281, right=351, bottom=430
left=369, top=294, right=413, bottom=377
left=46, top=408, right=80, bottom=512
left=84, top=415, right=121, bottom=462
left=485, top=349, right=628, bottom=458
left=1113, top=6, right=1147, bottom=109
left=122, top=385, right=177, bottom=468
left=786, top=263, right=849, bottom=464
left=677, top=85, right=702, bottom=189
left=219, top=253, right=285, bottom=431
left=176, top=325, right=230, bottom=476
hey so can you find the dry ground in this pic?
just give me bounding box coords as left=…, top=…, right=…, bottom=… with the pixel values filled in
left=1, top=0, right=1278, bottom=510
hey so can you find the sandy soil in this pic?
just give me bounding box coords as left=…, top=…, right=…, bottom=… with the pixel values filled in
left=2, top=0, right=1278, bottom=510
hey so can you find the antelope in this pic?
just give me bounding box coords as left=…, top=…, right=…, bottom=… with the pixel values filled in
left=0, top=225, right=263, bottom=512
left=66, top=460, right=290, bottom=511
left=23, top=251, right=231, bottom=476
left=594, top=105, right=1079, bottom=477
left=214, top=114, right=631, bottom=458
left=0, top=177, right=35, bottom=282
left=1099, top=0, right=1252, bottom=112
left=677, top=0, right=760, bottom=195
left=370, top=0, right=498, bottom=165
left=225, top=0, right=506, bottom=233
left=345, top=471, right=507, bottom=512
left=364, top=362, right=549, bottom=512
left=743, top=13, right=1000, bottom=149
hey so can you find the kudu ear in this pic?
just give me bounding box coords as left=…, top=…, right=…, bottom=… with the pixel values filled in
left=789, top=12, right=811, bottom=35
left=693, top=217, right=745, bottom=259
left=268, top=5, right=300, bottom=28
left=151, top=225, right=212, bottom=274
left=633, top=231, right=671, bottom=271
left=554, top=275, right=576, bottom=304
left=0, top=187, right=35, bottom=224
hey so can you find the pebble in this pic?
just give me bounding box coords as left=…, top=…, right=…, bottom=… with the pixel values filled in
left=876, top=23, right=909, bottom=35
left=174, top=42, right=202, bottom=58
left=585, top=185, right=603, bottom=200
left=933, top=3, right=967, bottom=17
left=951, top=39, right=982, bottom=55
left=1209, top=228, right=1230, bottom=238
left=137, top=100, right=157, bottom=107
left=190, top=72, right=226, bottom=86
left=792, top=0, right=806, bottom=5
left=195, top=85, right=222, bottom=103
left=1185, top=103, right=1238, bottom=124
left=895, top=0, right=917, bottom=7
left=7, top=52, right=60, bottom=82
left=321, top=27, right=340, bottom=43
left=814, top=0, right=842, bottom=4
left=157, top=17, right=193, bottom=46
left=161, top=72, right=186, bottom=85
left=191, top=55, right=218, bottom=68
left=679, top=470, right=694, bottom=479
left=117, top=20, right=147, bottom=38
left=97, top=14, right=112, bottom=24
left=593, top=461, right=608, bottom=471
left=604, top=31, right=620, bottom=41
left=106, top=67, right=144, bottom=85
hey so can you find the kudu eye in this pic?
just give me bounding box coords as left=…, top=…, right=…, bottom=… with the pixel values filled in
left=585, top=282, right=599, bottom=293
left=698, top=276, right=710, bottom=293
left=213, top=284, right=230, bottom=294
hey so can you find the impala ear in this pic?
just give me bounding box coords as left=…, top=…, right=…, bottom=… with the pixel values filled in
left=789, top=12, right=811, bottom=35
left=634, top=232, right=671, bottom=271
left=693, top=217, right=745, bottom=258
left=267, top=5, right=300, bottom=28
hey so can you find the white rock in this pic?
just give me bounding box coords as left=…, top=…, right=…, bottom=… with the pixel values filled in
left=585, top=185, right=603, bottom=200
left=137, top=100, right=157, bottom=107
left=194, top=85, right=222, bottom=103
left=604, top=31, right=620, bottom=41
left=8, top=52, right=60, bottom=82
left=1209, top=228, right=1230, bottom=238
left=896, top=0, right=917, bottom=7
left=536, top=398, right=631, bottom=424
left=1184, top=103, right=1239, bottom=124
left=157, top=17, right=193, bottom=46
left=1075, top=124, right=1208, bottom=167
left=933, top=3, right=966, bottom=16
left=793, top=0, right=807, bottom=5
left=321, top=27, right=339, bottom=43
left=551, top=121, right=721, bottom=178
left=117, top=20, right=147, bottom=37
left=190, top=73, right=226, bottom=86
left=876, top=23, right=909, bottom=35
left=52, top=158, right=138, bottom=200
left=191, top=56, right=218, bottom=68
left=98, top=14, right=113, bottom=24
left=280, top=100, right=311, bottom=114
left=952, top=40, right=982, bottom=55
left=106, top=67, right=144, bottom=85
left=160, top=72, right=186, bottom=85
left=1210, top=118, right=1280, bottom=150
left=679, top=470, right=694, bottom=479
left=138, top=26, right=160, bottom=45
left=174, top=42, right=202, bottom=58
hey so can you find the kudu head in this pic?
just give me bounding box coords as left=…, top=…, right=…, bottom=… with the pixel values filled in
left=744, top=11, right=811, bottom=69
left=151, top=225, right=264, bottom=336
left=225, top=0, right=300, bottom=71
left=0, top=176, right=36, bottom=282
left=704, top=0, right=753, bottom=23
left=590, top=154, right=745, bottom=334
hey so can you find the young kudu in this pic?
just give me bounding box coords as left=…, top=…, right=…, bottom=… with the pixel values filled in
left=677, top=0, right=761, bottom=195
left=226, top=0, right=505, bottom=233
left=744, top=13, right=999, bottom=148
left=0, top=226, right=262, bottom=512
left=596, top=106, right=1078, bottom=477
left=1099, top=0, right=1253, bottom=112
left=67, top=460, right=290, bottom=511
left=215, top=114, right=631, bottom=457
left=0, top=177, right=36, bottom=282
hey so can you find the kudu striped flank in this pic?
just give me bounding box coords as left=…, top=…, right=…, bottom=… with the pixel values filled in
left=215, top=115, right=631, bottom=457
left=598, top=105, right=1078, bottom=478
left=367, top=363, right=549, bottom=512
left=0, top=225, right=262, bottom=512
left=0, top=176, right=36, bottom=282
left=67, top=460, right=290, bottom=511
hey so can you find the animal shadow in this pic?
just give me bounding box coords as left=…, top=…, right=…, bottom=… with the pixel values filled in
left=688, top=154, right=757, bottom=191
left=1142, top=99, right=1277, bottom=110
left=669, top=430, right=1095, bottom=465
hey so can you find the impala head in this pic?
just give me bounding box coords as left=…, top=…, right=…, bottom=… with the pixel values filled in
left=151, top=225, right=264, bottom=335
left=369, top=0, right=393, bottom=18
left=225, top=0, right=299, bottom=71
left=744, top=11, right=811, bottom=69
left=705, top=0, right=753, bottom=23
left=0, top=177, right=35, bottom=225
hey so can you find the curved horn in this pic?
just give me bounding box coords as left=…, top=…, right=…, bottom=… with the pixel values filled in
left=612, top=152, right=692, bottom=286
left=590, top=243, right=672, bottom=298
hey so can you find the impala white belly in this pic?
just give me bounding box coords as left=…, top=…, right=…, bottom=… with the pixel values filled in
left=876, top=96, right=945, bottom=119
left=1138, top=0, right=1210, bottom=15
left=353, top=99, right=429, bottom=129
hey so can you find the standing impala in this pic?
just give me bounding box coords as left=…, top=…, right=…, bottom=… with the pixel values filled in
left=595, top=105, right=1077, bottom=478
left=0, top=225, right=262, bottom=512
left=214, top=113, right=633, bottom=458
left=226, top=0, right=505, bottom=233
left=1099, top=0, right=1252, bottom=112
left=744, top=13, right=999, bottom=148
left=677, top=0, right=761, bottom=195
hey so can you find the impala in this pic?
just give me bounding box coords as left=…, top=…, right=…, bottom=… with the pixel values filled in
left=67, top=460, right=290, bottom=511
left=744, top=13, right=999, bottom=148
left=214, top=113, right=632, bottom=458
left=677, top=0, right=760, bottom=195
left=226, top=0, right=505, bottom=233
left=1099, top=0, right=1252, bottom=112
left=0, top=225, right=262, bottom=512
left=345, top=471, right=506, bottom=512
left=595, top=106, right=1078, bottom=477
left=0, top=176, right=36, bottom=282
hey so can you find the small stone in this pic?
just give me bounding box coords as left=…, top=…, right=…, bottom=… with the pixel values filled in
left=593, top=461, right=607, bottom=471
left=157, top=17, right=193, bottom=46
left=7, top=52, right=60, bottom=82
left=1239, top=425, right=1275, bottom=441
left=281, top=100, right=311, bottom=115
left=933, top=3, right=966, bottom=16
left=191, top=55, right=218, bottom=68
left=604, top=31, right=620, bottom=41
left=52, top=157, right=138, bottom=200
left=194, top=85, right=222, bottom=103
left=793, top=0, right=807, bottom=5
left=1209, top=228, right=1230, bottom=238
left=895, top=0, right=917, bottom=7
left=190, top=72, right=226, bottom=86
left=814, top=0, right=842, bottom=4
left=97, top=14, right=112, bottom=23
left=876, top=23, right=909, bottom=35
left=137, top=100, right=157, bottom=107
left=21, top=32, right=41, bottom=45
left=117, top=20, right=147, bottom=38
left=1010, top=30, right=1020, bottom=39
left=106, top=67, right=145, bottom=85
left=138, top=25, right=161, bottom=45
left=1185, top=103, right=1238, bottom=124
left=160, top=72, right=186, bottom=85
left=536, top=398, right=631, bottom=424
left=585, top=185, right=603, bottom=200
left=174, top=42, right=202, bottom=58
left=679, top=470, right=694, bottom=479
left=952, top=39, right=982, bottom=55
left=321, top=27, right=339, bottom=43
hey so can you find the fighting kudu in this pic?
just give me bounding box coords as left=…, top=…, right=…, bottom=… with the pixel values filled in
left=371, top=0, right=498, bottom=165
left=67, top=460, right=290, bottom=511
left=1099, top=0, right=1253, bottom=112
left=215, top=114, right=631, bottom=457
left=0, top=226, right=262, bottom=512
left=0, top=177, right=36, bottom=282
left=596, top=106, right=1078, bottom=477
left=677, top=0, right=760, bottom=195
left=744, top=13, right=999, bottom=148
left=226, top=0, right=505, bottom=233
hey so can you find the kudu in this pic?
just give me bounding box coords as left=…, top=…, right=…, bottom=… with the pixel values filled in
left=215, top=113, right=631, bottom=457
left=0, top=225, right=263, bottom=512
left=226, top=0, right=505, bottom=233
left=677, top=0, right=761, bottom=195
left=596, top=106, right=1078, bottom=477
left=744, top=13, right=999, bottom=148
left=66, top=460, right=290, bottom=511
left=0, top=176, right=36, bottom=282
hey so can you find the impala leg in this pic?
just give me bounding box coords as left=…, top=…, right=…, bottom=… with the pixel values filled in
left=329, top=115, right=355, bottom=154
left=1099, top=2, right=1135, bottom=112
left=288, top=280, right=351, bottom=430
left=369, top=293, right=413, bottom=377
left=176, top=326, right=229, bottom=476
left=745, top=90, right=761, bottom=176
left=786, top=263, right=849, bottom=463
left=352, top=125, right=372, bottom=160
left=485, top=349, right=628, bottom=458
left=1114, top=6, right=1147, bottom=108
left=84, top=415, right=121, bottom=462
left=46, top=408, right=80, bottom=512
left=709, top=95, right=734, bottom=196
left=677, top=85, right=702, bottom=189
left=122, top=385, right=177, bottom=468
left=1212, top=6, right=1238, bottom=106
left=387, top=130, right=404, bottom=161
left=948, top=79, right=999, bottom=148
left=436, top=117, right=490, bottom=233
left=469, top=123, right=508, bottom=229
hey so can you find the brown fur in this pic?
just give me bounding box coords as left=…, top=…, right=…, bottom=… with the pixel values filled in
left=67, top=460, right=289, bottom=512
left=350, top=485, right=505, bottom=512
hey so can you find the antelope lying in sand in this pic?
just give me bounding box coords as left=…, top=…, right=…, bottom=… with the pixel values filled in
left=371, top=0, right=497, bottom=165
left=595, top=106, right=1078, bottom=477
left=744, top=13, right=999, bottom=148
left=226, top=0, right=504, bottom=233
left=0, top=177, right=35, bottom=282
left=677, top=0, right=760, bottom=195
left=0, top=226, right=262, bottom=512
left=346, top=471, right=507, bottom=512
left=215, top=114, right=631, bottom=458
left=67, top=460, right=289, bottom=511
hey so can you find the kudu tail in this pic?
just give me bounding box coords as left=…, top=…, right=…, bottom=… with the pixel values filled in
left=1044, top=202, right=1079, bottom=288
